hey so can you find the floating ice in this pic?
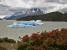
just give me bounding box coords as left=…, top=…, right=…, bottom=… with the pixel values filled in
left=7, top=20, right=43, bottom=28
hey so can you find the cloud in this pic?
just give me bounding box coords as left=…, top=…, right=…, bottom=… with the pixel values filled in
left=0, top=0, right=66, bottom=7
left=0, top=0, right=67, bottom=8
left=0, top=0, right=67, bottom=14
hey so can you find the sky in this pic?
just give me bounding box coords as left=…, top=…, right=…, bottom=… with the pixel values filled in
left=0, top=0, right=67, bottom=18
left=0, top=0, right=67, bottom=8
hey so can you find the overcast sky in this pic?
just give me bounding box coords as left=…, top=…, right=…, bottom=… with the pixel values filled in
left=0, top=0, right=67, bottom=8
left=0, top=0, right=67, bottom=18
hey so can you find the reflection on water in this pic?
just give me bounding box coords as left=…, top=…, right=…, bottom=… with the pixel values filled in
left=0, top=20, right=67, bottom=40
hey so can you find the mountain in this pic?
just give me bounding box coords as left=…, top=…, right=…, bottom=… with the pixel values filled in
left=4, top=8, right=43, bottom=20
left=0, top=0, right=67, bottom=20
left=3, top=8, right=67, bottom=21
left=16, top=12, right=67, bottom=21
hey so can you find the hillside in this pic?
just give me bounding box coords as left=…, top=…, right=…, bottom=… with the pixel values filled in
left=16, top=12, right=67, bottom=21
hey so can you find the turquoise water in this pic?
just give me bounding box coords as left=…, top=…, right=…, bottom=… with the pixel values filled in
left=0, top=20, right=67, bottom=40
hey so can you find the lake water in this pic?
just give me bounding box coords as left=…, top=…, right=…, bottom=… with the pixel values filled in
left=0, top=20, right=67, bottom=40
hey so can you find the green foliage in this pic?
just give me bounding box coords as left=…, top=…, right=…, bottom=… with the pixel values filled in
left=49, top=45, right=67, bottom=50
left=18, top=45, right=26, bottom=50
left=0, top=37, right=16, bottom=43
left=18, top=40, right=33, bottom=50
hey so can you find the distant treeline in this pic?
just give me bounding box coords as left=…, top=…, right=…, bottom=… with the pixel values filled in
left=16, top=12, right=67, bottom=21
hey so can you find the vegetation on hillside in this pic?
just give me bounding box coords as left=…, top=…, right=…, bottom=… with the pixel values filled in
left=17, top=12, right=67, bottom=21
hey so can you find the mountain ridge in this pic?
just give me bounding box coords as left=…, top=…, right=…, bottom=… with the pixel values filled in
left=4, top=8, right=43, bottom=20
left=16, top=12, right=67, bottom=21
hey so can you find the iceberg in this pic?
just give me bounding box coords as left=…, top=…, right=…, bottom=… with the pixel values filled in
left=7, top=20, right=43, bottom=28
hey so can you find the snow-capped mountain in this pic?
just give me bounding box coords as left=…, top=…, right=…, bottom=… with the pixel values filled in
left=0, top=0, right=67, bottom=19
left=4, top=8, right=43, bottom=20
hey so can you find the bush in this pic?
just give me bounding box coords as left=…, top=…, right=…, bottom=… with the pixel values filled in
left=18, top=28, right=67, bottom=50
left=0, top=37, right=16, bottom=43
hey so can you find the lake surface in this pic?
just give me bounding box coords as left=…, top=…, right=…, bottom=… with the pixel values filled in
left=0, top=20, right=67, bottom=40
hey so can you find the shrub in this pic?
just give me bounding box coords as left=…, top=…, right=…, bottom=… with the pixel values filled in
left=18, top=28, right=67, bottom=50
left=0, top=37, right=16, bottom=43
